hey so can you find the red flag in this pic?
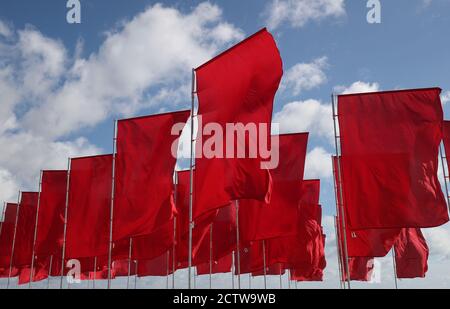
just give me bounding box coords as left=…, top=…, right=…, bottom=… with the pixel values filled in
left=132, top=219, right=174, bottom=261
left=239, top=133, right=308, bottom=242
left=253, top=263, right=285, bottom=276
left=394, top=228, right=429, bottom=279
left=65, top=155, right=112, bottom=259
left=0, top=203, right=18, bottom=269
left=194, top=28, right=283, bottom=219
left=338, top=88, right=448, bottom=229
left=197, top=254, right=232, bottom=275
left=342, top=257, right=375, bottom=282
left=238, top=241, right=265, bottom=274
left=35, top=171, right=67, bottom=258
left=137, top=254, right=172, bottom=277
left=13, top=192, right=38, bottom=267
left=443, top=120, right=450, bottom=175
left=113, top=111, right=190, bottom=241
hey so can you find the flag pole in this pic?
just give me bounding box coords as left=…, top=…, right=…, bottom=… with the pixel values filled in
left=7, top=191, right=21, bottom=289
left=0, top=203, right=6, bottom=239
left=231, top=251, right=235, bottom=289
left=331, top=93, right=352, bottom=289
left=235, top=200, right=241, bottom=289
left=47, top=255, right=53, bottom=289
left=333, top=216, right=344, bottom=289
left=134, top=260, right=138, bottom=289
left=29, top=170, right=43, bottom=289
left=279, top=272, right=282, bottom=289
left=439, top=145, right=450, bottom=213
left=209, top=224, right=213, bottom=289
left=92, top=256, right=97, bottom=289
left=172, top=172, right=178, bottom=289
left=107, top=120, right=118, bottom=289
left=392, top=249, right=398, bottom=289
left=262, top=240, right=267, bottom=289
left=166, top=250, right=170, bottom=289
left=60, top=159, right=71, bottom=289
left=127, top=238, right=133, bottom=289
left=188, top=68, right=196, bottom=289
left=249, top=274, right=251, bottom=289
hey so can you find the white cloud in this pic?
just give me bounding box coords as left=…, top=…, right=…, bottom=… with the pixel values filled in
left=423, top=225, right=450, bottom=260
left=335, top=81, right=380, bottom=95
left=441, top=90, right=450, bottom=105
left=0, top=20, right=12, bottom=38
left=264, top=0, right=346, bottom=30
left=304, top=147, right=333, bottom=179
left=0, top=2, right=244, bottom=206
left=282, top=57, right=328, bottom=96
left=273, top=99, right=334, bottom=143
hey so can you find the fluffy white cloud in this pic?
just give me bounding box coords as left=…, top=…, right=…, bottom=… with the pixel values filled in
left=304, top=147, right=333, bottom=179
left=0, top=20, right=12, bottom=37
left=20, top=3, right=244, bottom=139
left=282, top=57, right=328, bottom=96
left=0, top=3, right=244, bottom=206
left=423, top=225, right=450, bottom=260
left=441, top=90, right=450, bottom=105
left=335, top=81, right=380, bottom=94
left=273, top=99, right=334, bottom=143
left=264, top=0, right=346, bottom=30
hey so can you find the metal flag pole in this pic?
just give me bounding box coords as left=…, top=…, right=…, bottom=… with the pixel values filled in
left=166, top=250, right=170, bottom=289
left=279, top=272, right=282, bottom=289
left=107, top=120, right=118, bottom=289
left=60, top=159, right=71, bottom=289
left=92, top=256, right=97, bottom=289
left=392, top=249, right=398, bottom=289
left=331, top=93, right=352, bottom=289
left=134, top=260, right=138, bottom=289
left=249, top=274, right=251, bottom=289
left=172, top=172, right=178, bottom=289
left=235, top=200, right=241, bottom=289
left=231, top=251, right=235, bottom=289
left=188, top=68, right=196, bottom=289
left=7, top=191, right=21, bottom=289
left=262, top=240, right=267, bottom=289
left=333, top=216, right=344, bottom=290
left=47, top=255, right=53, bottom=289
left=439, top=145, right=450, bottom=213
left=29, top=170, right=43, bottom=289
left=127, top=238, right=133, bottom=289
left=288, top=270, right=291, bottom=289
left=209, top=224, right=213, bottom=289
left=0, top=202, right=6, bottom=237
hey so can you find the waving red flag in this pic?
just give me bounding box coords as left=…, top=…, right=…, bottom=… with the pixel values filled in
left=137, top=253, right=172, bottom=277
left=239, top=133, right=308, bottom=242
left=197, top=254, right=232, bottom=275
left=35, top=171, right=67, bottom=258
left=394, top=228, right=429, bottom=279
left=65, top=155, right=112, bottom=259
left=194, top=28, right=283, bottom=219
left=132, top=219, right=174, bottom=261
left=338, top=88, right=448, bottom=229
left=341, top=257, right=375, bottom=282
left=113, top=111, right=190, bottom=241
left=0, top=203, right=18, bottom=269
left=443, top=120, right=450, bottom=174
left=13, top=192, right=38, bottom=267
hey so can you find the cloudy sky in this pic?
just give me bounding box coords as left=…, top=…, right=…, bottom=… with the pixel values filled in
left=1, top=0, right=450, bottom=289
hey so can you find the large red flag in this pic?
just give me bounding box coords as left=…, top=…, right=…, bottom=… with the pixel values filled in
left=443, top=120, right=450, bottom=178
left=137, top=254, right=172, bottom=277
left=13, top=192, right=38, bottom=267
left=341, top=257, right=375, bottom=282
left=338, top=88, right=448, bottom=229
left=65, top=155, right=112, bottom=259
left=132, top=219, right=174, bottom=261
left=35, top=171, right=67, bottom=258
left=0, top=203, right=18, bottom=269
left=113, top=111, right=190, bottom=241
left=239, top=133, right=308, bottom=242
left=394, top=228, right=429, bottom=279
left=197, top=254, right=232, bottom=275
left=194, top=28, right=283, bottom=219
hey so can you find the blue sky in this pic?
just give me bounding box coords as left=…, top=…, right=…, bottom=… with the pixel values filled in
left=1, top=0, right=450, bottom=288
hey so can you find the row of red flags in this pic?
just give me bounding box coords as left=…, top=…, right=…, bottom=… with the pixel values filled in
left=333, top=88, right=450, bottom=282
left=0, top=29, right=328, bottom=285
